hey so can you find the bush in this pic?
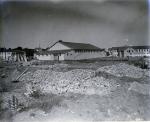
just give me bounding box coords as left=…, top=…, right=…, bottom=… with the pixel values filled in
left=130, top=59, right=149, bottom=69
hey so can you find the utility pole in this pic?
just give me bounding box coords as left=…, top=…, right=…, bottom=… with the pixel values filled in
left=124, top=38, right=129, bottom=46
left=126, top=38, right=128, bottom=45
left=39, top=40, right=41, bottom=48
left=3, top=39, right=6, bottom=60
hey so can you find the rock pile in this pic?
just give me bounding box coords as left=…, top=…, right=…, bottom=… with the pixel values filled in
left=96, top=63, right=144, bottom=78
left=20, top=69, right=119, bottom=96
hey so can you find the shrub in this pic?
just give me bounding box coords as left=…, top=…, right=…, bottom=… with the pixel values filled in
left=130, top=59, right=149, bottom=69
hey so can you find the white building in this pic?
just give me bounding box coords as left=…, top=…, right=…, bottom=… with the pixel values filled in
left=109, top=46, right=150, bottom=57
left=34, top=40, right=106, bottom=61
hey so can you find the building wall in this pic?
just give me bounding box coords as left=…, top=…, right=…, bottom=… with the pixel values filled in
left=59, top=54, right=65, bottom=60
left=124, top=48, right=150, bottom=57
left=0, top=52, right=12, bottom=60
left=35, top=54, right=65, bottom=61
left=34, top=54, right=54, bottom=60
left=64, top=50, right=106, bottom=60
left=110, top=48, right=150, bottom=58
left=111, top=50, right=118, bottom=57
left=35, top=50, right=106, bottom=61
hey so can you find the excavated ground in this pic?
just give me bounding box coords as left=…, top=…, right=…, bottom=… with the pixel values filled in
left=0, top=61, right=150, bottom=122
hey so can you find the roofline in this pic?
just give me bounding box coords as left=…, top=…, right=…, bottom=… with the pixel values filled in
left=111, top=45, right=150, bottom=48
left=46, top=40, right=102, bottom=50
left=35, top=49, right=105, bottom=55
left=46, top=40, right=62, bottom=50
left=110, top=45, right=150, bottom=50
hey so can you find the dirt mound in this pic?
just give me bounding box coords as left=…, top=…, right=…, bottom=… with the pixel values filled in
left=20, top=69, right=119, bottom=96
left=96, top=63, right=144, bottom=78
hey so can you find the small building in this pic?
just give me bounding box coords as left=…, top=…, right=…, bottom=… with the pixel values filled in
left=0, top=48, right=12, bottom=61
left=0, top=48, right=27, bottom=62
left=109, top=46, right=150, bottom=58
left=34, top=40, right=106, bottom=61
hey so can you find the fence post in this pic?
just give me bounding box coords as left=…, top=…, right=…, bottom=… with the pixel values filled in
left=8, top=95, right=19, bottom=114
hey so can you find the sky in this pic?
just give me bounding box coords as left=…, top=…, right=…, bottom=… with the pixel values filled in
left=0, top=0, right=149, bottom=49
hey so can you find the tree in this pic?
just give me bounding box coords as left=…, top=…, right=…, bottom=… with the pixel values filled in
left=13, top=47, right=23, bottom=51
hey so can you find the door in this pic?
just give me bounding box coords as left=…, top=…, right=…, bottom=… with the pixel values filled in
left=54, top=54, right=59, bottom=61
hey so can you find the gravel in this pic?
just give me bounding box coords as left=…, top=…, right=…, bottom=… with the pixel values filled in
left=20, top=69, right=119, bottom=96
left=96, top=63, right=145, bottom=78
left=20, top=63, right=149, bottom=96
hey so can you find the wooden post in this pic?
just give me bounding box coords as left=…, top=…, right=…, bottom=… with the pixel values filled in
left=8, top=95, right=19, bottom=113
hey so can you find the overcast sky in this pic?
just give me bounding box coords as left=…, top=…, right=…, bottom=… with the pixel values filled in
left=0, top=0, right=149, bottom=49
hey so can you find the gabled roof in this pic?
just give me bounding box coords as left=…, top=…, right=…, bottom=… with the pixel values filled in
left=130, top=46, right=150, bottom=49
left=47, top=40, right=102, bottom=50
left=110, top=45, right=150, bottom=51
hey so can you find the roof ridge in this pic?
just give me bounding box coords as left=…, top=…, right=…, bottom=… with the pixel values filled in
left=46, top=40, right=102, bottom=50
left=60, top=41, right=91, bottom=45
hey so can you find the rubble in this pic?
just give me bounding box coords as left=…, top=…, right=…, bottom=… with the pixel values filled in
left=20, top=63, right=149, bottom=96
left=1, top=62, right=150, bottom=121
left=20, top=69, right=119, bottom=96
left=96, top=63, right=144, bottom=78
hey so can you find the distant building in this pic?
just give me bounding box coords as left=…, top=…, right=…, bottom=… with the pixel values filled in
left=0, top=48, right=12, bottom=61
left=34, top=40, right=106, bottom=61
left=109, top=46, right=150, bottom=57
left=23, top=48, right=35, bottom=61
left=13, top=47, right=35, bottom=61
left=0, top=48, right=27, bottom=62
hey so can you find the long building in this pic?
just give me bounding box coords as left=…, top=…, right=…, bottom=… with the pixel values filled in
left=34, top=40, right=106, bottom=61
left=109, top=46, right=150, bottom=57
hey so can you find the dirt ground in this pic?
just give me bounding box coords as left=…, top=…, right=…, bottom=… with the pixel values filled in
left=0, top=61, right=150, bottom=122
